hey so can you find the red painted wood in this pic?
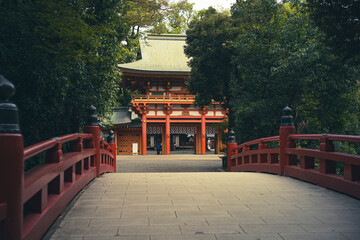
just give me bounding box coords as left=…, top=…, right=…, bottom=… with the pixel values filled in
left=22, top=169, right=97, bottom=240
left=0, top=134, right=24, bottom=240
left=110, top=142, right=117, bottom=172
left=23, top=150, right=95, bottom=203
left=279, top=126, right=296, bottom=175
left=165, top=114, right=170, bottom=155
left=83, top=126, right=101, bottom=177
left=227, top=142, right=237, bottom=172
left=229, top=130, right=360, bottom=199
left=24, top=139, right=57, bottom=161
left=142, top=115, right=147, bottom=155
left=201, top=115, right=206, bottom=155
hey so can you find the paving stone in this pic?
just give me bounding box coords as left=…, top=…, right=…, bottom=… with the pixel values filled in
left=260, top=216, right=321, bottom=224
left=84, top=237, right=149, bottom=240
left=180, top=225, right=242, bottom=235
left=59, top=219, right=91, bottom=228
left=279, top=232, right=348, bottom=240
left=240, top=224, right=307, bottom=234
left=341, top=232, right=360, bottom=240
left=149, top=217, right=208, bottom=226
left=215, top=233, right=283, bottom=240
left=90, top=218, right=149, bottom=227
left=118, top=226, right=181, bottom=235
left=299, top=224, right=360, bottom=233
left=49, top=170, right=360, bottom=240
left=206, top=216, right=265, bottom=225
left=150, top=235, right=216, bottom=240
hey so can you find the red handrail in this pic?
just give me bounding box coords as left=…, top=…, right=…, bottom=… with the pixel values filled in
left=24, top=133, right=95, bottom=161
left=233, top=136, right=279, bottom=151
left=24, top=139, right=57, bottom=161
left=228, top=131, right=360, bottom=199
left=0, top=128, right=116, bottom=240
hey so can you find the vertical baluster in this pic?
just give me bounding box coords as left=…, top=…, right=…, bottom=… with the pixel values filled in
left=319, top=135, right=336, bottom=174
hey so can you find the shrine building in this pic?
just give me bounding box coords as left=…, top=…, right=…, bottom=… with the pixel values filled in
left=116, top=34, right=226, bottom=155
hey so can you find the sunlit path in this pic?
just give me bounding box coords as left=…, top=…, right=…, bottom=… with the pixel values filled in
left=48, top=172, right=360, bottom=240
left=116, top=154, right=224, bottom=173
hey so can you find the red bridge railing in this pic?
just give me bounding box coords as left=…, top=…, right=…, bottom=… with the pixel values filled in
left=228, top=107, right=360, bottom=199
left=0, top=75, right=117, bottom=240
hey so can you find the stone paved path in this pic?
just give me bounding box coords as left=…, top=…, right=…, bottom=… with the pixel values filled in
left=116, top=154, right=224, bottom=172
left=49, top=171, right=360, bottom=240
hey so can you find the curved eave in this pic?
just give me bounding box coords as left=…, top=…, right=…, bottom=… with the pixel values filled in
left=119, top=67, right=190, bottom=76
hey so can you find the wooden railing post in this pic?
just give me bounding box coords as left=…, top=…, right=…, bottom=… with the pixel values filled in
left=227, top=129, right=237, bottom=172
left=0, top=75, right=23, bottom=240
left=279, top=106, right=296, bottom=176
left=107, top=130, right=117, bottom=172
left=83, top=105, right=101, bottom=178
left=319, top=135, right=336, bottom=174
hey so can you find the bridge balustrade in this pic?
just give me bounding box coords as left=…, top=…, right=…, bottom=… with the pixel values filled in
left=228, top=107, right=360, bottom=199
left=0, top=75, right=116, bottom=240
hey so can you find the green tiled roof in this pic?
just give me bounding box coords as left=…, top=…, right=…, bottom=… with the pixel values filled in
left=118, top=34, right=190, bottom=75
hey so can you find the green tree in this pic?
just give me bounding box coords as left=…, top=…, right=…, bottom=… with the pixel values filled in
left=184, top=0, right=359, bottom=144
left=306, top=0, right=360, bottom=65
left=184, top=7, right=234, bottom=125
left=0, top=0, right=129, bottom=149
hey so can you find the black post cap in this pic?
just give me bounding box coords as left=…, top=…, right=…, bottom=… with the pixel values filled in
left=281, top=106, right=294, bottom=126
left=228, top=129, right=236, bottom=143
left=107, top=130, right=115, bottom=143
left=86, top=105, right=98, bottom=126
left=0, top=74, right=20, bottom=133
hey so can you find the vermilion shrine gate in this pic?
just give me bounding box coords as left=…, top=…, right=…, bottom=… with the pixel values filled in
left=116, top=35, right=226, bottom=155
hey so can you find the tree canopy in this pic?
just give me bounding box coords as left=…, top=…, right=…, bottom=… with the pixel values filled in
left=0, top=0, right=128, bottom=148
left=185, top=0, right=359, bottom=143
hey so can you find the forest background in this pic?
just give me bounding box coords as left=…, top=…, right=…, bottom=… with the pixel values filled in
left=1, top=0, right=359, bottom=165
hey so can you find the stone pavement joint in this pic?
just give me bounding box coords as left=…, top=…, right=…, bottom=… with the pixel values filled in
left=47, top=171, right=360, bottom=240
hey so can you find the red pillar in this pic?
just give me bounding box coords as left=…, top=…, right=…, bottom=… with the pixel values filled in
left=165, top=114, right=170, bottom=155
left=0, top=75, right=23, bottom=240
left=83, top=105, right=101, bottom=178
left=201, top=115, right=206, bottom=155
left=279, top=107, right=296, bottom=176
left=142, top=114, right=147, bottom=155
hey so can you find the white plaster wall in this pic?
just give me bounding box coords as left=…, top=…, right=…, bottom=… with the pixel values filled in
left=157, top=111, right=165, bottom=116
left=189, top=111, right=201, bottom=116
left=206, top=111, right=214, bottom=116
left=171, top=111, right=183, bottom=116
left=215, top=111, right=224, bottom=116
left=147, top=111, right=156, bottom=116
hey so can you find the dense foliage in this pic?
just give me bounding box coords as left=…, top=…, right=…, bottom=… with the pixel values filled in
left=0, top=0, right=128, bottom=147
left=0, top=0, right=195, bottom=153
left=185, top=0, right=359, bottom=143
left=306, top=0, right=360, bottom=65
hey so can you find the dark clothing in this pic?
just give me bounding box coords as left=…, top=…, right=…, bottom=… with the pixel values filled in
left=156, top=142, right=162, bottom=155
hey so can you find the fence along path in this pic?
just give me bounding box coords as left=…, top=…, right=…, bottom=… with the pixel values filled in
left=0, top=75, right=116, bottom=240
left=228, top=107, right=360, bottom=199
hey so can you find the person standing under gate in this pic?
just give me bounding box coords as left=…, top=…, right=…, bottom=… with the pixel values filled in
left=156, top=140, right=162, bottom=155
